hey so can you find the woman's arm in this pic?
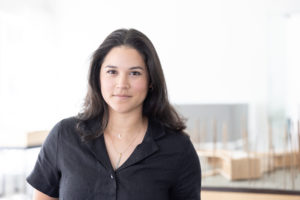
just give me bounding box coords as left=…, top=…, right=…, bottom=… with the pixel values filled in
left=170, top=137, right=201, bottom=200
left=27, top=122, right=61, bottom=198
left=33, top=189, right=58, bottom=200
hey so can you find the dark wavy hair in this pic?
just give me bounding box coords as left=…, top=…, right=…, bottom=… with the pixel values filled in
left=76, top=28, right=186, bottom=141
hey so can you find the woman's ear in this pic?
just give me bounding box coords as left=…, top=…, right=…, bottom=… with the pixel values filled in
left=149, top=84, right=153, bottom=91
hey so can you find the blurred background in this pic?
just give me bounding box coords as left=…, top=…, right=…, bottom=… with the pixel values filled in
left=0, top=0, right=300, bottom=199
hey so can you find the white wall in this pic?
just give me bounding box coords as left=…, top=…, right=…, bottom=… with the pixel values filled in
left=0, top=0, right=300, bottom=146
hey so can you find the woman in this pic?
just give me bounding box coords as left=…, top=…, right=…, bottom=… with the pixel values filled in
left=27, top=28, right=201, bottom=200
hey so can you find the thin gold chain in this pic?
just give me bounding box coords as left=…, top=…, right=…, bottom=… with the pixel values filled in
left=106, top=130, right=141, bottom=169
left=107, top=131, right=140, bottom=155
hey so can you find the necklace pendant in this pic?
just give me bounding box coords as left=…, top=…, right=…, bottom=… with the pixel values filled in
left=116, top=153, right=122, bottom=169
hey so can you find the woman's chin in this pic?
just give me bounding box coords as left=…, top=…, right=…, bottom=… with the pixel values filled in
left=109, top=105, right=142, bottom=115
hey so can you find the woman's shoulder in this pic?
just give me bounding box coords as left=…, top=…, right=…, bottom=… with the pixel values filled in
left=51, top=116, right=77, bottom=130
left=165, top=128, right=192, bottom=147
left=59, top=116, right=78, bottom=129
left=153, top=121, right=194, bottom=153
left=47, top=116, right=80, bottom=141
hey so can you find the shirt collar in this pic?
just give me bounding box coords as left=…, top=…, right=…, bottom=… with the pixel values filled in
left=84, top=119, right=165, bottom=172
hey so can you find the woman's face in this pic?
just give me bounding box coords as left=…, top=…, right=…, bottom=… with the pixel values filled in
left=100, top=46, right=149, bottom=115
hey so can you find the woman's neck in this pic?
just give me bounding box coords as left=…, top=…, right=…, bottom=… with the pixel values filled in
left=105, top=111, right=147, bottom=138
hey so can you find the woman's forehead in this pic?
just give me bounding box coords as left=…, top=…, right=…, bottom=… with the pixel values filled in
left=102, top=46, right=146, bottom=69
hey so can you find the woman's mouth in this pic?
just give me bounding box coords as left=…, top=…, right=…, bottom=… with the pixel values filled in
left=113, top=94, right=132, bottom=100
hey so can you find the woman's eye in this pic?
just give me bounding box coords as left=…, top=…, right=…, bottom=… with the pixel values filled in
left=130, top=71, right=141, bottom=76
left=107, top=70, right=117, bottom=74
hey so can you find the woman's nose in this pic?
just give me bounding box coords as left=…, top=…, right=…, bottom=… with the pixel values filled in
left=116, top=74, right=129, bottom=89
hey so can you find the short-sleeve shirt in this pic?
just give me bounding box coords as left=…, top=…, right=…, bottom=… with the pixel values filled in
left=27, top=117, right=201, bottom=200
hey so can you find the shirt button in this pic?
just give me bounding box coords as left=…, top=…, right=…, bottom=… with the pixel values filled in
left=110, top=174, right=114, bottom=179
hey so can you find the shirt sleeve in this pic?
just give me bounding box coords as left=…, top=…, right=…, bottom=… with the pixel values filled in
left=170, top=137, right=201, bottom=200
left=26, top=121, right=62, bottom=198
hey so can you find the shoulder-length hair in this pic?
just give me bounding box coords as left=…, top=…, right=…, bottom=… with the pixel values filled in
left=76, top=28, right=185, bottom=141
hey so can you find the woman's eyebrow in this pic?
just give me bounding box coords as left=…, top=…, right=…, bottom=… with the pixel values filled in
left=129, top=66, right=145, bottom=70
left=105, top=65, right=145, bottom=70
left=104, top=65, right=117, bottom=68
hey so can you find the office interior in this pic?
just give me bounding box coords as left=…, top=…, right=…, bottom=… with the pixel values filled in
left=0, top=0, right=300, bottom=199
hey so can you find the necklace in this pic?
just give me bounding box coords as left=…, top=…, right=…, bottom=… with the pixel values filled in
left=106, top=131, right=141, bottom=169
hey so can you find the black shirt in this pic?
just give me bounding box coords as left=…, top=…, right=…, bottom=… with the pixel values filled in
left=27, top=117, right=201, bottom=200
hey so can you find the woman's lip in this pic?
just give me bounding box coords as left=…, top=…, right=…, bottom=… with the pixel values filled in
left=113, top=95, right=131, bottom=97
left=113, top=95, right=131, bottom=100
